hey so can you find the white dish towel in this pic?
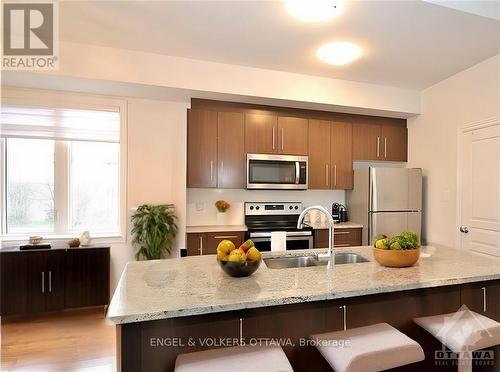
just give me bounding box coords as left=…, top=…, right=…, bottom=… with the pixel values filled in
left=270, top=231, right=287, bottom=252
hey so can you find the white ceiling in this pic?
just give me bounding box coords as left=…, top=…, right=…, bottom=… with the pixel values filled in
left=59, top=1, right=500, bottom=90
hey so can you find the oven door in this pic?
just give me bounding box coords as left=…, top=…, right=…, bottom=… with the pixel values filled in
left=249, top=231, right=313, bottom=251
left=246, top=154, right=308, bottom=190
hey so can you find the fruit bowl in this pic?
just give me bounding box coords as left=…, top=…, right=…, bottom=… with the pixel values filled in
left=217, top=259, right=261, bottom=277
left=373, top=247, right=420, bottom=268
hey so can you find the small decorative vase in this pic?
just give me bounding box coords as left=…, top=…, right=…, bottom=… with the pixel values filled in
left=216, top=212, right=226, bottom=225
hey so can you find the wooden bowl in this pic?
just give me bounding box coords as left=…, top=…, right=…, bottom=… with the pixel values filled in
left=217, top=259, right=261, bottom=277
left=373, top=247, right=420, bottom=268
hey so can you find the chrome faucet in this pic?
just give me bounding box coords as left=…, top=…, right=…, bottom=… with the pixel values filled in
left=297, top=205, right=335, bottom=262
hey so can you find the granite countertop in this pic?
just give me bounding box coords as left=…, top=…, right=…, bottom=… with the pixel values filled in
left=307, top=221, right=363, bottom=229
left=186, top=225, right=248, bottom=233
left=106, top=245, right=500, bottom=324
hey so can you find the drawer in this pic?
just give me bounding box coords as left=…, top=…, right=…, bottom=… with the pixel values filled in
left=314, top=228, right=362, bottom=248
left=186, top=231, right=245, bottom=255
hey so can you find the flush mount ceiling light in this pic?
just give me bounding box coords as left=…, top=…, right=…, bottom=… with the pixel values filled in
left=285, top=0, right=345, bottom=22
left=316, top=41, right=362, bottom=65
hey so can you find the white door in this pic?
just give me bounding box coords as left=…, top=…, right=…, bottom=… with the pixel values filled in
left=459, top=122, right=500, bottom=256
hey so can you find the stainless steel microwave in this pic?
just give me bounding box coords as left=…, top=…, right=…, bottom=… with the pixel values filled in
left=246, top=154, right=308, bottom=190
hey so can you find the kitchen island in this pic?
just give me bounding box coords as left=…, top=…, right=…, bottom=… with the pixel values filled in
left=108, top=246, right=500, bottom=371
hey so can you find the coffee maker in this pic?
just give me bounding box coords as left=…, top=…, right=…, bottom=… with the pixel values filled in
left=332, top=203, right=348, bottom=223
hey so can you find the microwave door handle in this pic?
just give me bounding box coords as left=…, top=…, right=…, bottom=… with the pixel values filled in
left=295, top=162, right=300, bottom=184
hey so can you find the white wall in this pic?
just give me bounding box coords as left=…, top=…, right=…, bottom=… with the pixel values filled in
left=187, top=189, right=345, bottom=226
left=407, top=54, right=500, bottom=247
left=1, top=87, right=189, bottom=292
left=17, top=41, right=420, bottom=117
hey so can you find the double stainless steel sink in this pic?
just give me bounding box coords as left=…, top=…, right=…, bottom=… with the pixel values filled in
left=264, top=252, right=369, bottom=269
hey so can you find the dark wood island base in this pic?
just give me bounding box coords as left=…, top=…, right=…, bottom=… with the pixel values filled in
left=117, top=280, right=500, bottom=372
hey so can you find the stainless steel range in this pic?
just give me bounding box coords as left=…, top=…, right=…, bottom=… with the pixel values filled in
left=245, top=202, right=313, bottom=251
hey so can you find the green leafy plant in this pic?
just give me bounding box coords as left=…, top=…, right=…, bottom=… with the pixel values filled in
left=131, top=204, right=178, bottom=260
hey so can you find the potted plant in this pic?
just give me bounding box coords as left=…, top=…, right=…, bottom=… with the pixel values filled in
left=131, top=204, right=178, bottom=260
left=215, top=200, right=230, bottom=224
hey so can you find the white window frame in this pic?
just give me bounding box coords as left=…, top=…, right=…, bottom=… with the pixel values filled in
left=0, top=88, right=127, bottom=244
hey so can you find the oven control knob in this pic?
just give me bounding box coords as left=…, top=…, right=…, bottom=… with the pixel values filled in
left=289, top=206, right=293, bottom=210
left=256, top=206, right=260, bottom=210
left=294, top=206, right=299, bottom=210
left=250, top=206, right=254, bottom=210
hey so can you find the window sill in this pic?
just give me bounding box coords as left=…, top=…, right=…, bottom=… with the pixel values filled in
left=0, top=234, right=126, bottom=246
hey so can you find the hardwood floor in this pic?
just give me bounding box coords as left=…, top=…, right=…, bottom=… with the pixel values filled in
left=1, top=308, right=115, bottom=371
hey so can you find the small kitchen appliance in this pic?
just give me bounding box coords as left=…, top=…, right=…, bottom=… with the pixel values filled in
left=246, top=154, right=308, bottom=190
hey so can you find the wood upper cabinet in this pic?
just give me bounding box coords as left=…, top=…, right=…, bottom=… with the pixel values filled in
left=308, top=120, right=331, bottom=189
left=352, top=122, right=380, bottom=161
left=217, top=112, right=245, bottom=188
left=308, top=120, right=353, bottom=190
left=381, top=124, right=407, bottom=161
left=245, top=113, right=277, bottom=154
left=352, top=118, right=407, bottom=162
left=277, top=117, right=308, bottom=155
left=187, top=109, right=218, bottom=188
left=331, top=121, right=353, bottom=189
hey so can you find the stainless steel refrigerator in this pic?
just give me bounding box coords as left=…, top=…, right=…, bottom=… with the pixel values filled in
left=346, top=168, right=422, bottom=246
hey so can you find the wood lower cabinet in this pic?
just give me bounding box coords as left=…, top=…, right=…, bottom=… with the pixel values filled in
left=244, top=113, right=277, bottom=154
left=314, top=228, right=362, bottom=248
left=277, top=117, right=308, bottom=155
left=352, top=119, right=407, bottom=162
left=119, top=283, right=490, bottom=372
left=0, top=247, right=110, bottom=316
left=186, top=231, right=245, bottom=256
left=187, top=109, right=218, bottom=188
left=460, top=280, right=500, bottom=321
left=65, top=248, right=110, bottom=309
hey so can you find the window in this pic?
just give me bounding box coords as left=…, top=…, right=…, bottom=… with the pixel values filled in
left=1, top=104, right=123, bottom=237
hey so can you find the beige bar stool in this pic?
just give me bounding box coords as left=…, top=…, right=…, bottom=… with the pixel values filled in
left=175, top=345, right=294, bottom=372
left=310, top=322, right=425, bottom=372
left=414, top=308, right=500, bottom=372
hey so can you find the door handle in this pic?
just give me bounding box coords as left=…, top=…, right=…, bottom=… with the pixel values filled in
left=295, top=162, right=300, bottom=184
left=459, top=226, right=469, bottom=233
left=49, top=271, right=52, bottom=293
left=325, top=164, right=329, bottom=186
left=334, top=165, right=337, bottom=186
left=272, top=127, right=276, bottom=150
left=41, top=271, right=45, bottom=293
left=213, top=235, right=239, bottom=239
left=376, top=137, right=380, bottom=158
left=384, top=137, right=387, bottom=158
left=281, top=128, right=284, bottom=151
left=210, top=160, right=213, bottom=182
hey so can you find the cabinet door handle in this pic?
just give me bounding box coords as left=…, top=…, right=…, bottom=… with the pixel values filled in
left=325, top=164, right=329, bottom=186
left=239, top=318, right=243, bottom=344
left=335, top=243, right=351, bottom=247
left=199, top=236, right=203, bottom=255
left=49, top=271, right=52, bottom=293
left=334, top=165, right=337, bottom=186
left=339, top=305, right=347, bottom=330
left=384, top=137, right=387, bottom=158
left=220, top=160, right=224, bottom=186
left=272, top=127, right=276, bottom=150
left=281, top=127, right=284, bottom=151
left=210, top=160, right=214, bottom=182
left=214, top=235, right=239, bottom=239
left=377, top=137, right=380, bottom=158
left=482, top=287, right=487, bottom=312
left=41, top=271, right=45, bottom=293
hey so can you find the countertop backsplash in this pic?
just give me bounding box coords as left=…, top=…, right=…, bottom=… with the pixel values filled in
left=186, top=188, right=345, bottom=226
